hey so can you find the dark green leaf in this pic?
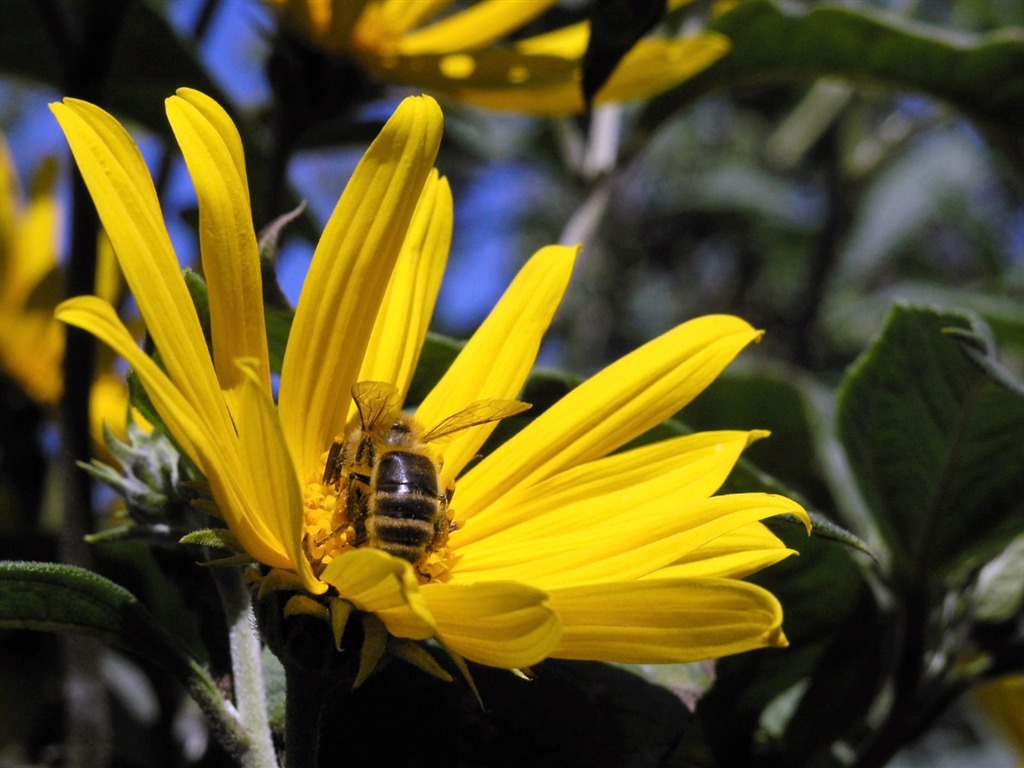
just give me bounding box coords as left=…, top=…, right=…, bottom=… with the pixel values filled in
left=672, top=0, right=1024, bottom=128
left=583, top=0, right=665, bottom=105
left=686, top=367, right=831, bottom=508
left=0, top=559, right=254, bottom=754
left=265, top=305, right=294, bottom=376
left=836, top=305, right=1024, bottom=582
left=182, top=268, right=212, bottom=346
left=405, top=332, right=464, bottom=406
left=828, top=281, right=1024, bottom=355
left=0, top=560, right=191, bottom=662
left=675, top=520, right=876, bottom=765
left=127, top=368, right=161, bottom=433
left=0, top=560, right=139, bottom=645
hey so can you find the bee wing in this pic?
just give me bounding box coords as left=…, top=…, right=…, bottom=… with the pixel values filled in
left=422, top=399, right=532, bottom=443
left=352, top=381, right=401, bottom=431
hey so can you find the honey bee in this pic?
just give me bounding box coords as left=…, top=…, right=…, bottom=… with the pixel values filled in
left=323, top=381, right=530, bottom=568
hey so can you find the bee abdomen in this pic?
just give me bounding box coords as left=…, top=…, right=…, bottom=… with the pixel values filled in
left=367, top=451, right=442, bottom=563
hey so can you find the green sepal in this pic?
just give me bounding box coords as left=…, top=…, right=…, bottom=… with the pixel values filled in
left=353, top=614, right=387, bottom=689
left=388, top=639, right=453, bottom=683
left=786, top=511, right=875, bottom=562
left=179, top=528, right=243, bottom=552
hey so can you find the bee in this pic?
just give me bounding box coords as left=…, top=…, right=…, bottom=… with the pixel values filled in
left=323, top=381, right=530, bottom=568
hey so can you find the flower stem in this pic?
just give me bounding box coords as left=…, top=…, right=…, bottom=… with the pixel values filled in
left=213, top=569, right=280, bottom=768
left=283, top=662, right=332, bottom=768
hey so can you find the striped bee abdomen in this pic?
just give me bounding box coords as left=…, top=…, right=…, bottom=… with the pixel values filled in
left=366, top=451, right=443, bottom=562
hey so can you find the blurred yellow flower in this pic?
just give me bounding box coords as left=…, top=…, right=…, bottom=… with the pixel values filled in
left=54, top=89, right=808, bottom=671
left=974, top=676, right=1024, bottom=766
left=0, top=136, right=129, bottom=447
left=270, top=0, right=730, bottom=115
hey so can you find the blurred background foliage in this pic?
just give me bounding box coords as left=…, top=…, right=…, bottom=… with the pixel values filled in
left=1, top=0, right=1024, bottom=766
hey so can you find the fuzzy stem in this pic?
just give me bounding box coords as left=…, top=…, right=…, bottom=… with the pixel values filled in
left=213, top=569, right=280, bottom=768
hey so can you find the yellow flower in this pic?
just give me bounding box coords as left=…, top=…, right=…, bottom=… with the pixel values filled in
left=53, top=89, right=808, bottom=670
left=0, top=135, right=130, bottom=446
left=269, top=0, right=730, bottom=115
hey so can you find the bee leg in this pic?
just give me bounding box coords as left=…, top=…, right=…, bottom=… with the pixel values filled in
left=322, top=437, right=346, bottom=485
left=346, top=472, right=372, bottom=547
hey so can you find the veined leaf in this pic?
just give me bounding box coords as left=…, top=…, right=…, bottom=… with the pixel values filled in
left=836, top=305, right=1024, bottom=582
left=0, top=559, right=202, bottom=667
left=673, top=0, right=1024, bottom=128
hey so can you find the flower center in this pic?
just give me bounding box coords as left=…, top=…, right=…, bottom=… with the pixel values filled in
left=301, top=453, right=355, bottom=573
left=300, top=445, right=456, bottom=583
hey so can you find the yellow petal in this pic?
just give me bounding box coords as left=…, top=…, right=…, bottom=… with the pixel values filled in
left=513, top=20, right=589, bottom=58
left=456, top=315, right=762, bottom=518
left=394, top=0, right=558, bottom=55
left=8, top=156, right=60, bottom=304
left=422, top=580, right=560, bottom=668
left=644, top=547, right=795, bottom=581
left=363, top=0, right=451, bottom=39
left=272, top=0, right=374, bottom=54
left=454, top=430, right=765, bottom=544
left=354, top=170, right=452, bottom=409
left=548, top=578, right=787, bottom=663
left=321, top=548, right=436, bottom=639
left=452, top=493, right=805, bottom=587
left=94, top=230, right=125, bottom=307
left=232, top=359, right=322, bottom=594
left=417, top=245, right=577, bottom=485
left=0, top=150, right=63, bottom=405
left=972, top=676, right=1024, bottom=759
left=166, top=89, right=270, bottom=394
left=0, top=135, right=16, bottom=262
left=278, top=95, right=443, bottom=473
left=56, top=296, right=290, bottom=569
left=594, top=35, right=731, bottom=106
left=363, top=49, right=584, bottom=116
left=89, top=371, right=130, bottom=447
left=49, top=99, right=234, bottom=448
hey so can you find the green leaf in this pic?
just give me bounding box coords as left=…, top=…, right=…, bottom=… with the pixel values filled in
left=182, top=268, right=213, bottom=347
left=836, top=305, right=1024, bottom=583
left=971, top=535, right=1024, bottom=622
left=674, top=520, right=877, bottom=765
left=0, top=560, right=140, bottom=646
left=827, top=281, right=1024, bottom=355
left=672, top=0, right=1024, bottom=128
left=265, top=305, right=294, bottom=376
left=405, top=332, right=464, bottom=406
left=685, top=367, right=831, bottom=508
left=0, top=560, right=254, bottom=755
left=0, top=560, right=192, bottom=662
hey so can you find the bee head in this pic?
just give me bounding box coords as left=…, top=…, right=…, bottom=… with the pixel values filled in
left=385, top=419, right=414, bottom=446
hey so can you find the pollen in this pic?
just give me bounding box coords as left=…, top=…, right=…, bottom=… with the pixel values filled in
left=301, top=451, right=354, bottom=573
